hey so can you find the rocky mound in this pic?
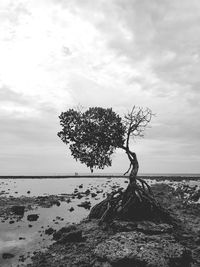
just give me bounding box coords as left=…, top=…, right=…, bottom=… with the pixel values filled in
left=30, top=219, right=193, bottom=267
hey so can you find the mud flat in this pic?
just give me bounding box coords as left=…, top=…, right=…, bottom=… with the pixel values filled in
left=0, top=177, right=200, bottom=266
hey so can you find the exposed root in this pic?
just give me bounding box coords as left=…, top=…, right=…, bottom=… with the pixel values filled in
left=89, top=179, right=175, bottom=225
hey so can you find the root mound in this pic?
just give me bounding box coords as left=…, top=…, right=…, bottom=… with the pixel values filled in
left=89, top=180, right=175, bottom=225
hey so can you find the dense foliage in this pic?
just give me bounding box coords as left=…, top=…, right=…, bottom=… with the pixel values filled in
left=58, top=107, right=125, bottom=172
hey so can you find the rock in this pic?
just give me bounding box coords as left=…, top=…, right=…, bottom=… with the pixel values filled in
left=19, top=254, right=26, bottom=262
left=53, top=225, right=77, bottom=241
left=190, top=190, right=200, bottom=202
left=19, top=237, right=26, bottom=240
left=69, top=207, right=74, bottom=212
left=11, top=205, right=25, bottom=216
left=94, top=231, right=192, bottom=267
left=111, top=221, right=173, bottom=235
left=27, top=191, right=31, bottom=194
left=45, top=227, right=55, bottom=235
left=91, top=192, right=97, bottom=198
left=27, top=214, right=39, bottom=221
left=58, top=230, right=83, bottom=244
left=79, top=184, right=83, bottom=189
left=76, top=193, right=84, bottom=199
left=9, top=220, right=15, bottom=224
left=52, top=200, right=61, bottom=206
left=2, top=253, right=15, bottom=259
left=84, top=189, right=90, bottom=196
left=136, top=221, right=173, bottom=235
left=77, top=201, right=91, bottom=210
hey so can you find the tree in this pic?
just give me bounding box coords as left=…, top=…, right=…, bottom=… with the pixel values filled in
left=58, top=107, right=125, bottom=173
left=58, top=106, right=172, bottom=224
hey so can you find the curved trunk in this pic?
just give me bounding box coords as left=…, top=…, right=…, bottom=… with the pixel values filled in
left=126, top=150, right=139, bottom=185
left=89, top=145, right=174, bottom=224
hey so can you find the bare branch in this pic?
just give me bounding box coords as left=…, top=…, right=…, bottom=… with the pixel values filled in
left=123, top=106, right=154, bottom=149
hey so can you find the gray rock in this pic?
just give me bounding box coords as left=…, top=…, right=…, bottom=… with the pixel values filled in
left=111, top=220, right=173, bottom=235
left=2, top=253, right=15, bottom=259
left=190, top=189, right=200, bottom=202
left=45, top=227, right=55, bottom=235
left=94, top=231, right=192, bottom=267
left=58, top=230, right=83, bottom=243
left=53, top=225, right=77, bottom=241
left=77, top=201, right=91, bottom=210
left=69, top=207, right=74, bottom=212
left=11, top=205, right=25, bottom=216
left=91, top=192, right=97, bottom=198
left=27, top=214, right=39, bottom=221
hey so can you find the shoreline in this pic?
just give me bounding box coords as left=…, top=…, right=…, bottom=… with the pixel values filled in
left=0, top=175, right=200, bottom=180
left=0, top=179, right=200, bottom=266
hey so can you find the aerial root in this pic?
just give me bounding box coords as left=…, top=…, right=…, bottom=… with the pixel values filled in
left=89, top=181, right=174, bottom=225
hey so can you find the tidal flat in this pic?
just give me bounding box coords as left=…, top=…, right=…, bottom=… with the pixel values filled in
left=0, top=176, right=200, bottom=267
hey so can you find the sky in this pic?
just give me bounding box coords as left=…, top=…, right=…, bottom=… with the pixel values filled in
left=0, top=0, right=200, bottom=175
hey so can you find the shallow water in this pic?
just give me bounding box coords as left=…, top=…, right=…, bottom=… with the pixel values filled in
left=0, top=177, right=129, bottom=266
left=0, top=177, right=199, bottom=267
left=0, top=177, right=118, bottom=197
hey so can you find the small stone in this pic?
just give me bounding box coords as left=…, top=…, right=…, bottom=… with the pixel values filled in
left=11, top=205, right=25, bottom=216
left=77, top=193, right=83, bottom=199
left=52, top=200, right=61, bottom=206
left=2, top=253, right=15, bottom=259
left=91, top=192, right=97, bottom=198
left=84, top=189, right=90, bottom=196
left=27, top=214, right=39, bottom=222
left=19, top=237, right=26, bottom=240
left=69, top=207, right=74, bottom=212
left=77, top=201, right=91, bottom=210
left=45, top=227, right=55, bottom=235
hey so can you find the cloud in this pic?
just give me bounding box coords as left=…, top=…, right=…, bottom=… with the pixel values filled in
left=0, top=0, right=200, bottom=174
left=0, top=85, right=27, bottom=103
left=62, top=0, right=200, bottom=100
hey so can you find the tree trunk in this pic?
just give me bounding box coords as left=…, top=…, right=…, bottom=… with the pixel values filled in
left=88, top=148, right=174, bottom=224
left=128, top=151, right=139, bottom=184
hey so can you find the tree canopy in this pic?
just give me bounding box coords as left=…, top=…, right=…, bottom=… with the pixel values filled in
left=58, top=105, right=153, bottom=175
left=58, top=107, right=125, bottom=172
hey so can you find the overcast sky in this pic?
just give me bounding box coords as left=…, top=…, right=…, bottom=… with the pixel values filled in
left=0, top=0, right=200, bottom=175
